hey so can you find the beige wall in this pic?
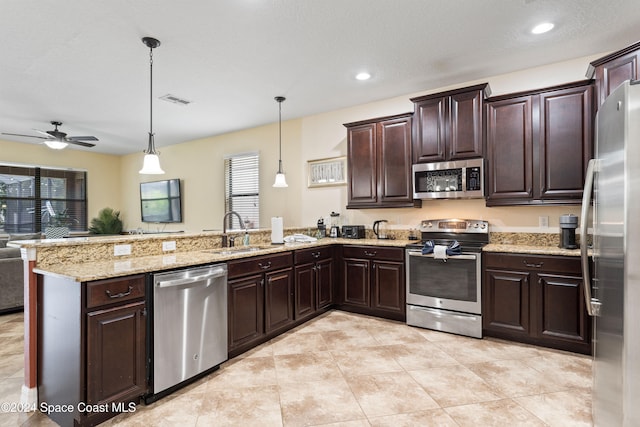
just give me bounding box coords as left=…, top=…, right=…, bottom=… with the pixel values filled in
left=2, top=52, right=604, bottom=234
left=0, top=139, right=122, bottom=222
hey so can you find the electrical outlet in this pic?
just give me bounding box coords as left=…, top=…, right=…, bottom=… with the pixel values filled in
left=539, top=216, right=549, bottom=228
left=162, top=241, right=176, bottom=251
left=114, top=244, right=131, bottom=256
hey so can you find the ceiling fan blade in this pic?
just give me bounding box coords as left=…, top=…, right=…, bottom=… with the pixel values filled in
left=66, top=140, right=96, bottom=148
left=67, top=136, right=99, bottom=141
left=2, top=132, right=49, bottom=140
left=34, top=129, right=53, bottom=137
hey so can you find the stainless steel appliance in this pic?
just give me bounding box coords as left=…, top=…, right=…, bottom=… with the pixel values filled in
left=406, top=219, right=489, bottom=338
left=342, top=225, right=365, bottom=239
left=412, top=158, right=484, bottom=199
left=148, top=264, right=228, bottom=400
left=581, top=80, right=640, bottom=426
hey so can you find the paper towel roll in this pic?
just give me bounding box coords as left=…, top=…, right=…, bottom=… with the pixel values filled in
left=271, top=217, right=284, bottom=244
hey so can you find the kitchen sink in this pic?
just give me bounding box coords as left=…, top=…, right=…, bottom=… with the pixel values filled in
left=202, top=246, right=268, bottom=256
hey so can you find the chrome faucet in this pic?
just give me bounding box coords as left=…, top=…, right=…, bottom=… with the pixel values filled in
left=222, top=211, right=246, bottom=247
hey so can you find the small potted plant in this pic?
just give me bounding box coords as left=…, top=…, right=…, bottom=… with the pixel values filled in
left=89, top=207, right=124, bottom=235
left=44, top=209, right=77, bottom=239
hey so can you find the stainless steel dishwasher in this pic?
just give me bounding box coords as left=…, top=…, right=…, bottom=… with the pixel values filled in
left=150, top=263, right=228, bottom=397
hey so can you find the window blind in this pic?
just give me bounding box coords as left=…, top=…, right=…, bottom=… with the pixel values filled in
left=224, top=152, right=259, bottom=230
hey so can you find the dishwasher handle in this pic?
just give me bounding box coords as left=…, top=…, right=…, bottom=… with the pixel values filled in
left=156, top=266, right=227, bottom=288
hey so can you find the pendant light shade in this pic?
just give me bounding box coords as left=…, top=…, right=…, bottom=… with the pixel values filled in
left=273, top=96, right=288, bottom=188
left=139, top=37, right=165, bottom=175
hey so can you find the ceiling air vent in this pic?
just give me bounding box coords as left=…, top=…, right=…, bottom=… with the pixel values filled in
left=159, top=94, right=192, bottom=106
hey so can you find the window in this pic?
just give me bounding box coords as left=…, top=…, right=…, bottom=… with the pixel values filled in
left=0, top=164, right=87, bottom=233
left=224, top=152, right=259, bottom=230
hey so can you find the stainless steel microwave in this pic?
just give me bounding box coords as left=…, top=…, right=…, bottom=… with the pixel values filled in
left=412, top=158, right=484, bottom=199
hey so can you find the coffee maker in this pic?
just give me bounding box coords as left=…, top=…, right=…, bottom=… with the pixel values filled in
left=559, top=214, right=578, bottom=249
left=329, top=211, right=341, bottom=238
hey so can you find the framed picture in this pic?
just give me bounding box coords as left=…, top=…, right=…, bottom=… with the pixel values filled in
left=307, top=156, right=347, bottom=187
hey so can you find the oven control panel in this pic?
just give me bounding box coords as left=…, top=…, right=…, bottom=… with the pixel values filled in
left=419, top=219, right=488, bottom=233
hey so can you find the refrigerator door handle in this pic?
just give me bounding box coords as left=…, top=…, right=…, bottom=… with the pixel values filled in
left=580, top=158, right=601, bottom=317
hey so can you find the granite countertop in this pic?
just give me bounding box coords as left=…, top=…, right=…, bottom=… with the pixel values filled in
left=33, top=238, right=411, bottom=282
left=483, top=243, right=586, bottom=257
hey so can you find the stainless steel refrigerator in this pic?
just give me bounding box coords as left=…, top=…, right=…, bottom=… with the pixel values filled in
left=581, top=79, right=640, bottom=426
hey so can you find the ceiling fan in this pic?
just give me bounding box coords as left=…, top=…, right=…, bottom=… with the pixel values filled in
left=2, top=121, right=98, bottom=149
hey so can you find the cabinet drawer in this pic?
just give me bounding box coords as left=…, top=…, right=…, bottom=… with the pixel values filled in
left=86, top=274, right=145, bottom=309
left=483, top=253, right=581, bottom=275
left=342, top=245, right=404, bottom=262
left=228, top=252, right=293, bottom=279
left=294, top=246, right=333, bottom=264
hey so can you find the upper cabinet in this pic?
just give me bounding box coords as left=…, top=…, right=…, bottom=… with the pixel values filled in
left=485, top=80, right=594, bottom=206
left=587, top=40, right=640, bottom=107
left=410, top=83, right=490, bottom=163
left=344, top=112, right=420, bottom=209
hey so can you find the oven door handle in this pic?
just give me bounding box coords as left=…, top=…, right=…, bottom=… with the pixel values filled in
left=407, top=251, right=477, bottom=261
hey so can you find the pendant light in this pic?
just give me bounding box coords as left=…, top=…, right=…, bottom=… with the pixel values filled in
left=273, top=96, right=288, bottom=188
left=139, top=37, right=165, bottom=175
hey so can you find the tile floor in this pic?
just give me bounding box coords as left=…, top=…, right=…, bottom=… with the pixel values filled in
left=0, top=310, right=593, bottom=426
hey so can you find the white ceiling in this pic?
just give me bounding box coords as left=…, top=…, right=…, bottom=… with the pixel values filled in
left=1, top=0, right=639, bottom=155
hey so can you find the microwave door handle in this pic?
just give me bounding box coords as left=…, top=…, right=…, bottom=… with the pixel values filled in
left=580, top=158, right=600, bottom=317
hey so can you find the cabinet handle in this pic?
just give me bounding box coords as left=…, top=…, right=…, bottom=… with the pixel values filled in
left=260, top=279, right=264, bottom=288
left=141, top=307, right=147, bottom=317
left=258, top=261, right=272, bottom=270
left=364, top=250, right=377, bottom=257
left=523, top=260, right=544, bottom=268
left=105, top=285, right=133, bottom=299
left=538, top=278, right=542, bottom=285
left=312, top=251, right=321, bottom=258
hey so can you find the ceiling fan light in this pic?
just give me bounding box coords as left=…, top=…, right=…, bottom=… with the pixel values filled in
left=43, top=140, right=68, bottom=150
left=273, top=172, right=288, bottom=188
left=139, top=153, right=165, bottom=174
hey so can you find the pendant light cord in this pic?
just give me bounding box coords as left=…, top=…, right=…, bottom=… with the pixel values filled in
left=278, top=100, right=282, bottom=172
left=149, top=45, right=154, bottom=151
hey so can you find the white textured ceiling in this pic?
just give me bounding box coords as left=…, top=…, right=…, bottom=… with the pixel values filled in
left=1, top=0, right=639, bottom=155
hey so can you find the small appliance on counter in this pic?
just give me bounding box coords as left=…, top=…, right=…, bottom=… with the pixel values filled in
left=342, top=225, right=365, bottom=239
left=316, top=218, right=326, bottom=238
left=329, top=211, right=341, bottom=238
left=559, top=214, right=578, bottom=249
left=271, top=217, right=284, bottom=244
left=373, top=220, right=389, bottom=239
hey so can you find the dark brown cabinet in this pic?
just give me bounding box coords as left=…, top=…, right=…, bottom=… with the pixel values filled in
left=345, top=112, right=419, bottom=209
left=38, top=273, right=147, bottom=427
left=483, top=253, right=591, bottom=355
left=485, top=81, right=594, bottom=206
left=294, top=246, right=334, bottom=321
left=587, top=40, right=640, bottom=106
left=340, top=245, right=405, bottom=321
left=410, top=83, right=490, bottom=162
left=227, top=252, right=293, bottom=356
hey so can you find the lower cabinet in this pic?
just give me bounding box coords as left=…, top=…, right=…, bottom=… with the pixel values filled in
left=227, top=252, right=294, bottom=356
left=294, top=246, right=335, bottom=321
left=340, top=245, right=405, bottom=321
left=483, top=253, right=591, bottom=354
left=38, top=273, right=147, bottom=427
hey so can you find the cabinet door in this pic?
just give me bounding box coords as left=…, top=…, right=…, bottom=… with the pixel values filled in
left=86, top=301, right=147, bottom=405
left=228, top=274, right=264, bottom=350
left=371, top=260, right=404, bottom=314
left=538, top=85, right=594, bottom=201
left=486, top=96, right=534, bottom=204
left=265, top=268, right=294, bottom=333
left=595, top=52, right=639, bottom=105
left=534, top=273, right=590, bottom=349
left=343, top=258, right=370, bottom=307
left=378, top=116, right=414, bottom=204
left=482, top=269, right=530, bottom=337
left=449, top=89, right=484, bottom=160
left=294, top=263, right=315, bottom=320
left=347, top=123, right=378, bottom=206
left=413, top=96, right=447, bottom=162
left=316, top=258, right=334, bottom=310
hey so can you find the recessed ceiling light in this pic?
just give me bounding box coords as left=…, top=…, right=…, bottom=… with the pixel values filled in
left=355, top=72, right=371, bottom=81
left=531, top=22, right=554, bottom=34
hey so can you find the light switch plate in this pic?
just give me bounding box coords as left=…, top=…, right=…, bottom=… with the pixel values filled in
left=162, top=241, right=176, bottom=251
left=114, top=244, right=131, bottom=256
left=539, top=216, right=549, bottom=228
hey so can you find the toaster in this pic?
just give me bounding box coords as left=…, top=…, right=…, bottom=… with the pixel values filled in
left=342, top=225, right=365, bottom=239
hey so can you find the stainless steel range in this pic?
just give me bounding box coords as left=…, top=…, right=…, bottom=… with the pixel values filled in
left=406, top=218, right=489, bottom=338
